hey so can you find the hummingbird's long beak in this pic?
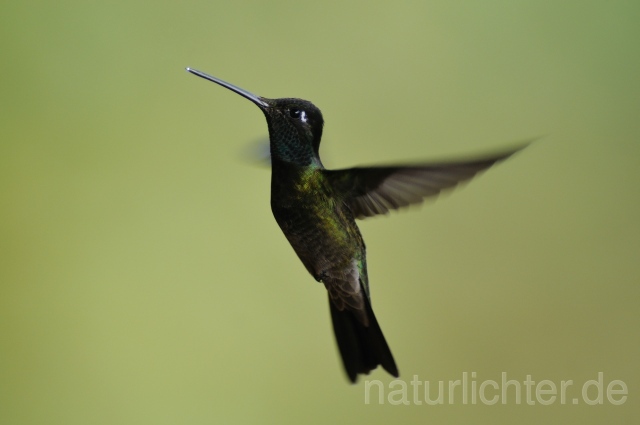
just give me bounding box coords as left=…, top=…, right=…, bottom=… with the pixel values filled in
left=186, top=67, right=269, bottom=108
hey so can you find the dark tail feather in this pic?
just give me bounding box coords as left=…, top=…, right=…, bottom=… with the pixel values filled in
left=329, top=294, right=399, bottom=383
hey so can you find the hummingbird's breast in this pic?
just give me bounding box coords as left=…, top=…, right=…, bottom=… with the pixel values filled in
left=270, top=163, right=365, bottom=282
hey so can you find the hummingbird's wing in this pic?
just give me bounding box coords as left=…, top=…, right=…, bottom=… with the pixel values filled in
left=326, top=147, right=524, bottom=219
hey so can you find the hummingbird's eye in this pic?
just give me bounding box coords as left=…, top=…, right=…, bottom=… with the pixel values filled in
left=289, top=108, right=301, bottom=118
left=289, top=108, right=308, bottom=122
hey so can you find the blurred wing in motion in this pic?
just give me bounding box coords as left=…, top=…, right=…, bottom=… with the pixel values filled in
left=239, top=137, right=272, bottom=167
left=325, top=145, right=527, bottom=219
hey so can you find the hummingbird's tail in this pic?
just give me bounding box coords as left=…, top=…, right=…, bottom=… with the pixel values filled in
left=329, top=294, right=399, bottom=382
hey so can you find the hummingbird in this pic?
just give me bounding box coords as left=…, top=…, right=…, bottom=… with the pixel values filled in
left=186, top=67, right=525, bottom=383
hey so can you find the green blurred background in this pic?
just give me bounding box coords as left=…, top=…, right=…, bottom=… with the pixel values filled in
left=1, top=0, right=638, bottom=423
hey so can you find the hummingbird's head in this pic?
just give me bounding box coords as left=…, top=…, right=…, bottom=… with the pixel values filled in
left=186, top=68, right=324, bottom=166
left=260, top=97, right=324, bottom=166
